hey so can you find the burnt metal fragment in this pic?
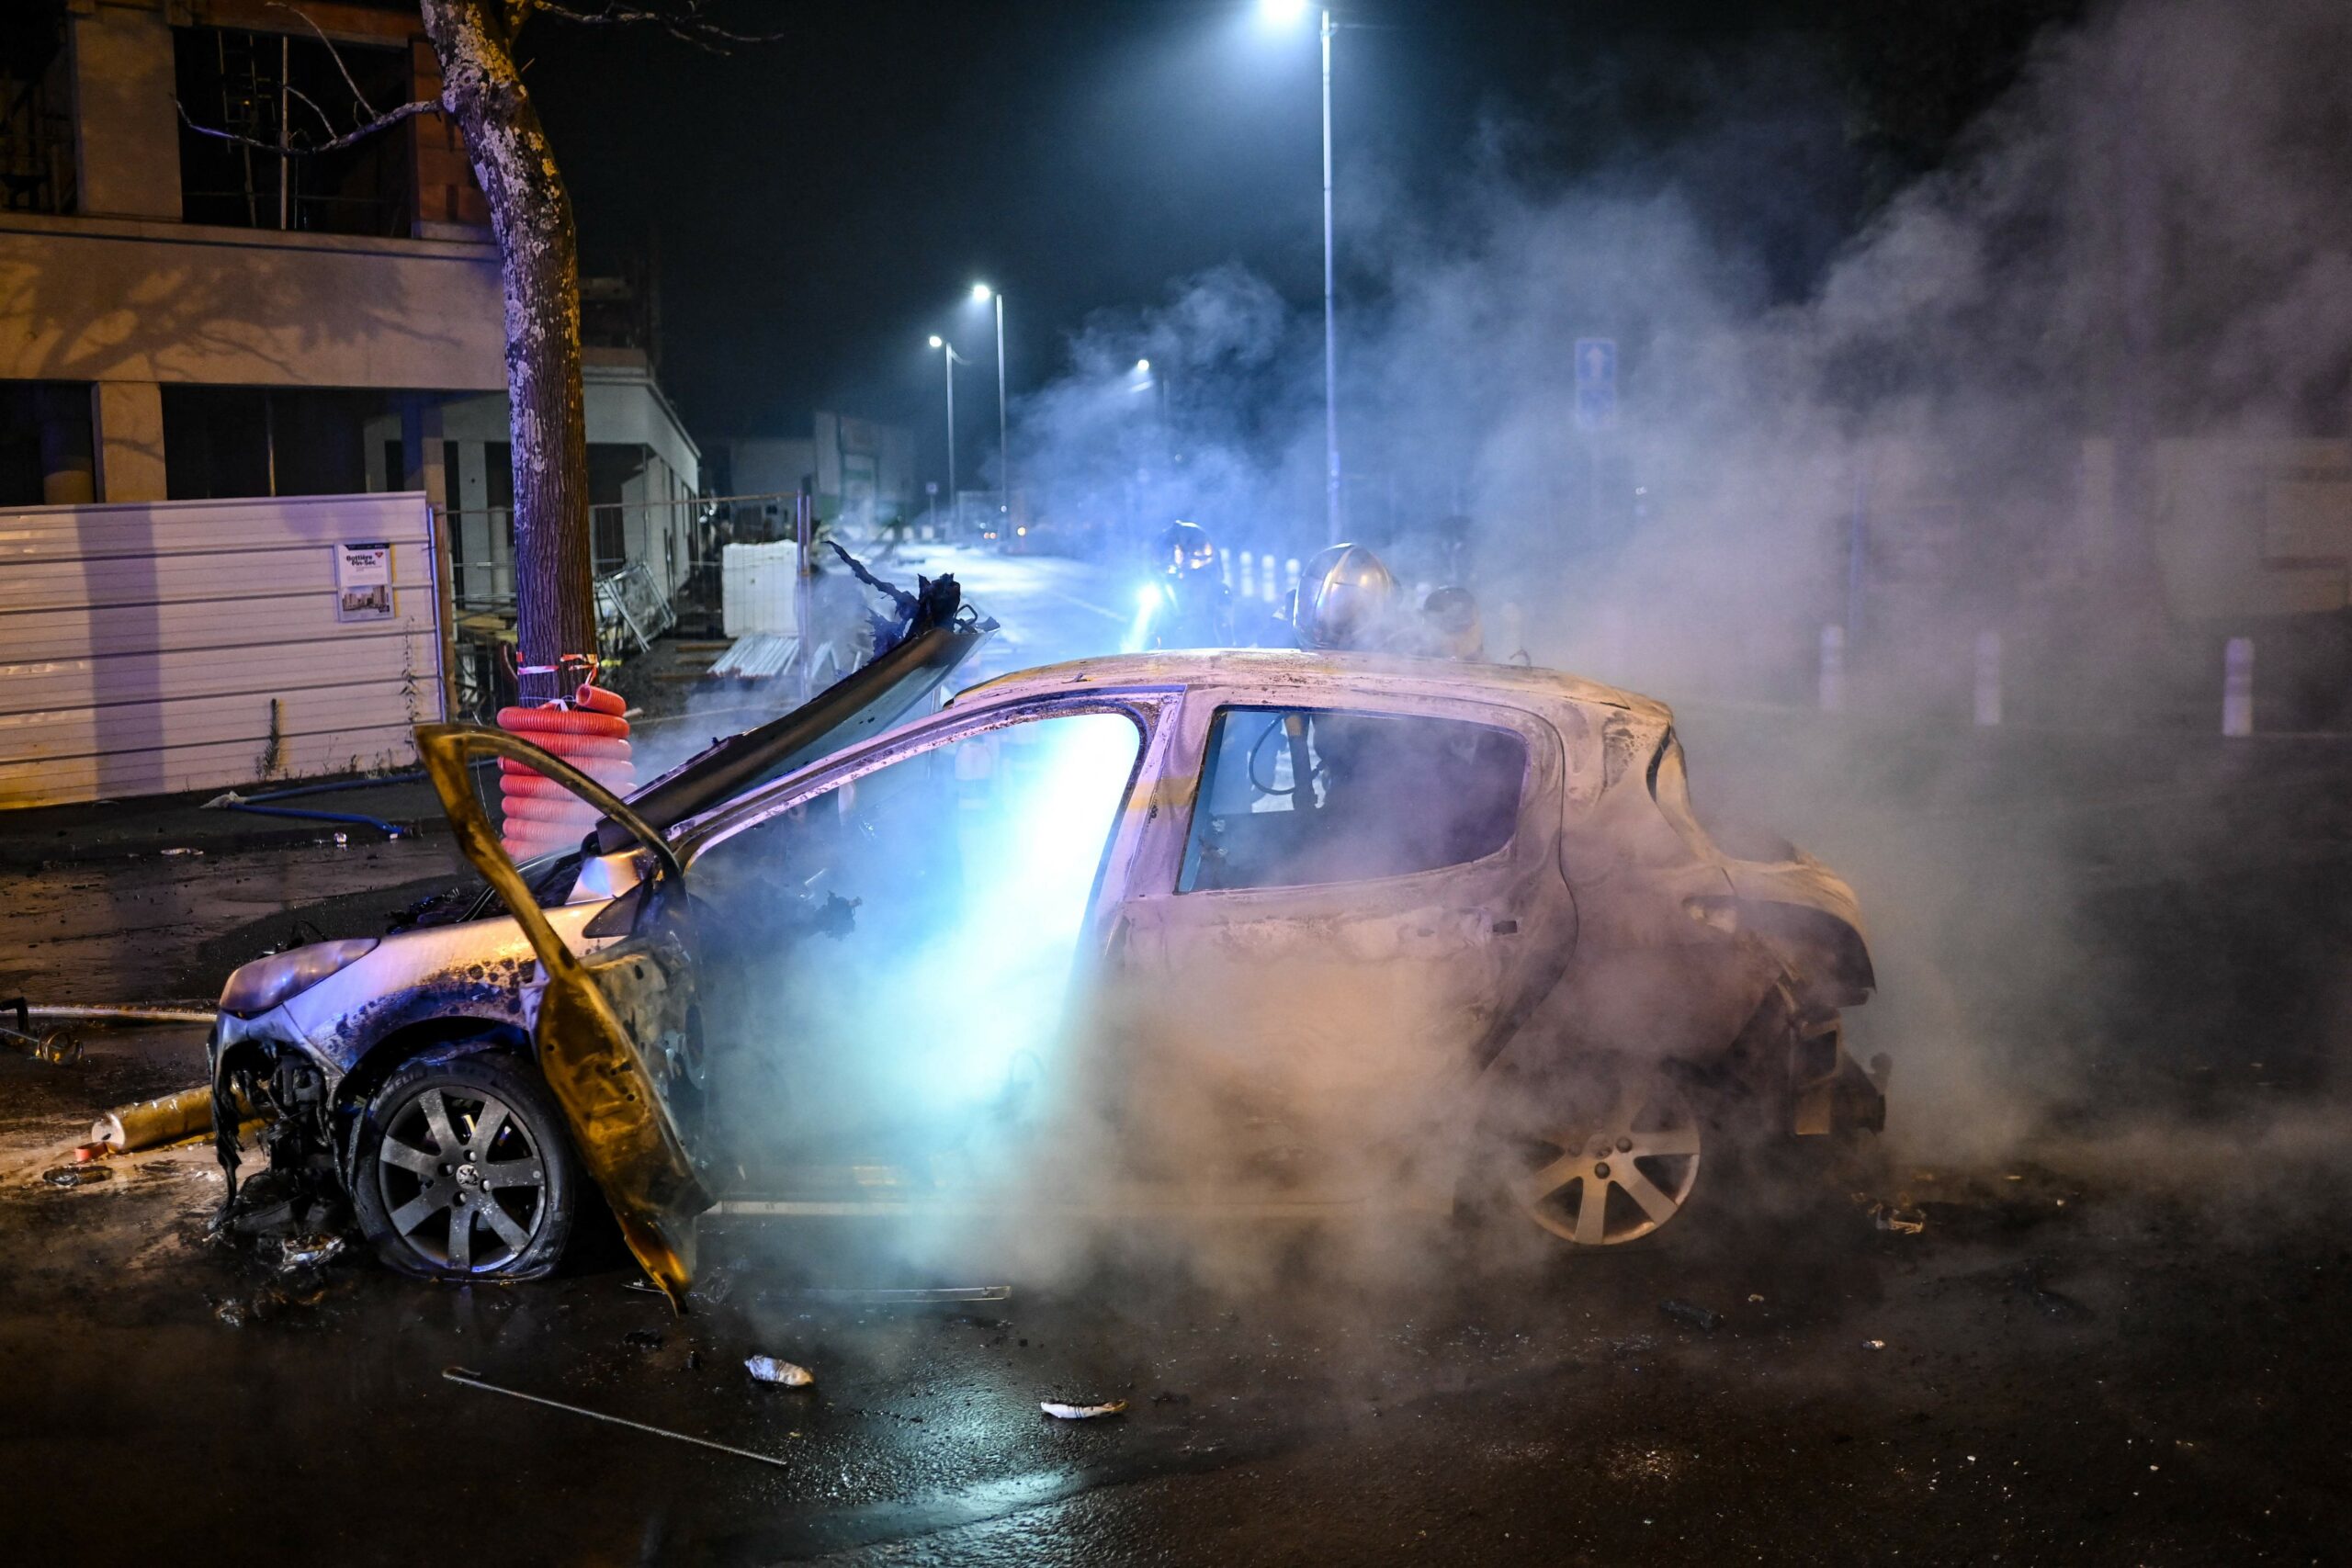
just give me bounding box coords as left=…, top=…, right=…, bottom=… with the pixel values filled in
left=1659, top=1298, right=1724, bottom=1332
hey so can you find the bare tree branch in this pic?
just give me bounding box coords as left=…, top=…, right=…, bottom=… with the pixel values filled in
left=532, top=0, right=787, bottom=51
left=283, top=83, right=339, bottom=143
left=266, top=3, right=391, bottom=121
left=174, top=95, right=443, bottom=157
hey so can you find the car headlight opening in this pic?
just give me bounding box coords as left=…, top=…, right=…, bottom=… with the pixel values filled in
left=218, top=938, right=381, bottom=1019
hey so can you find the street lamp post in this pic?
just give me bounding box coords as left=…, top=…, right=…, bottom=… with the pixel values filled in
left=1317, top=6, right=1338, bottom=547
left=971, top=284, right=1008, bottom=522
left=927, top=334, right=967, bottom=517
left=1261, top=1, right=1342, bottom=546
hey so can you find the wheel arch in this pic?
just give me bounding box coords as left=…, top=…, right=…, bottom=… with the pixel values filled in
left=334, top=1016, right=532, bottom=1173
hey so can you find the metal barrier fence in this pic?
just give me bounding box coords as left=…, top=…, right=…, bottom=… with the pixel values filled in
left=438, top=491, right=813, bottom=718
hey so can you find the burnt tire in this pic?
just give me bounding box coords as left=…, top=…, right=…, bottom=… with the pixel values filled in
left=351, top=1053, right=578, bottom=1282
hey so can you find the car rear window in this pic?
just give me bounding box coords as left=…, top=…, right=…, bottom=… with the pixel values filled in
left=1178, top=706, right=1526, bottom=893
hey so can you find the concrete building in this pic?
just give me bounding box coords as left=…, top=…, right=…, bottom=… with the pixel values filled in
left=0, top=0, right=697, bottom=592
left=712, top=412, right=915, bottom=535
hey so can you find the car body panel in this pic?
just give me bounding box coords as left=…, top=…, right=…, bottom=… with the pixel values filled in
left=1102, top=682, right=1575, bottom=1199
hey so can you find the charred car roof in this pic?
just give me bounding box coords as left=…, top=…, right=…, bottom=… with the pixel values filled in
left=949, top=649, right=1673, bottom=722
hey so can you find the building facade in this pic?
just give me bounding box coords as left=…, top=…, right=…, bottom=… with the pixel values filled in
left=0, top=0, right=697, bottom=589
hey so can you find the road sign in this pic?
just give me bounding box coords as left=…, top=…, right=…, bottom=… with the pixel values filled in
left=1574, top=337, right=1616, bottom=431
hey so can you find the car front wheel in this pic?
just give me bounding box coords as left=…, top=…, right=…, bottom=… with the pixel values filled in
left=352, top=1052, right=578, bottom=1280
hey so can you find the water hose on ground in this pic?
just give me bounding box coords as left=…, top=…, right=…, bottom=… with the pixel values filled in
left=201, top=771, right=424, bottom=839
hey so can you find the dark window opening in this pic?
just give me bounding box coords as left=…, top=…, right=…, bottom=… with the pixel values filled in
left=0, top=380, right=93, bottom=506
left=0, top=4, right=75, bottom=215
left=588, top=444, right=647, bottom=570
left=486, top=440, right=513, bottom=547
left=162, top=387, right=384, bottom=500
left=173, top=25, right=413, bottom=236
left=1179, top=706, right=1526, bottom=893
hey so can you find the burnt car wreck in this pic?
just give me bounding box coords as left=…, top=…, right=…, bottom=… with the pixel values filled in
left=209, top=621, right=1883, bottom=1299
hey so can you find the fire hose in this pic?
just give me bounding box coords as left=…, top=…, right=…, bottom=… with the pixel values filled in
left=496, top=680, right=635, bottom=859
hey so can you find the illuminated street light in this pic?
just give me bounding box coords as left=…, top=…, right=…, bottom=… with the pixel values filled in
left=1259, top=3, right=1341, bottom=545
left=928, top=335, right=968, bottom=503
left=968, top=283, right=1008, bottom=520
left=1136, top=357, right=1151, bottom=374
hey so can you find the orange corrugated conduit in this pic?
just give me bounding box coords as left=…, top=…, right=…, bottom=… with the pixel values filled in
left=496, top=681, right=634, bottom=859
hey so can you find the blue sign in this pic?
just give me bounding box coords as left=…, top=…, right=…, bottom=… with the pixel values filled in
left=1574, top=337, right=1616, bottom=431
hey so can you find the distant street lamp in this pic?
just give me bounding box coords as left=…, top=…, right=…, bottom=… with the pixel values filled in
left=927, top=334, right=968, bottom=505
left=1258, top=0, right=1341, bottom=545
left=969, top=283, right=1008, bottom=520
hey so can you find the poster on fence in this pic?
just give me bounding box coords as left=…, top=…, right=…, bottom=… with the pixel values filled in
left=335, top=541, right=394, bottom=622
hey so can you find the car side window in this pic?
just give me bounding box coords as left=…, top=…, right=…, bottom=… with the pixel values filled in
left=1178, top=706, right=1526, bottom=893
left=677, top=711, right=1145, bottom=1154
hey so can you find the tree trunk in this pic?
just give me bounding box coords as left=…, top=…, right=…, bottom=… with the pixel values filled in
left=420, top=0, right=594, bottom=705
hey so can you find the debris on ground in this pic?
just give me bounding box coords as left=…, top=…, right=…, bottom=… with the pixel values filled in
left=277, top=1234, right=345, bottom=1270
left=623, top=1329, right=665, bottom=1350
left=2012, top=1265, right=2096, bottom=1321
left=94, top=1083, right=256, bottom=1153
left=3, top=1028, right=81, bottom=1065
left=1659, top=1299, right=1724, bottom=1332
left=1, top=998, right=83, bottom=1065
left=1862, top=1338, right=1887, bottom=1351
left=41, top=1164, right=111, bottom=1188
left=160, top=847, right=203, bottom=857
left=214, top=1300, right=246, bottom=1328
left=1040, top=1398, right=1128, bottom=1420
left=1746, top=1293, right=1766, bottom=1303
left=745, top=1356, right=816, bottom=1387
left=1872, top=1201, right=1928, bottom=1235
left=443, top=1367, right=790, bottom=1467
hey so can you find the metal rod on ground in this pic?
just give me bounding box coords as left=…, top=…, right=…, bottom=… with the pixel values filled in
left=440, top=1368, right=792, bottom=1468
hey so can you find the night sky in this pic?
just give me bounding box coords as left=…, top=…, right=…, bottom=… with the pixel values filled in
left=519, top=0, right=2071, bottom=464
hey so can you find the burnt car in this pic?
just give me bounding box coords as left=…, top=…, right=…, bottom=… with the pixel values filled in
left=216, top=642, right=1882, bottom=1298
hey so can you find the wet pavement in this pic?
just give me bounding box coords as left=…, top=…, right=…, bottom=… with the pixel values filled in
left=3, top=1026, right=2346, bottom=1564
left=5, top=547, right=2351, bottom=1562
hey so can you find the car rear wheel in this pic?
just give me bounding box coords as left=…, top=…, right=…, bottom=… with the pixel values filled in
left=352, top=1053, right=578, bottom=1281
left=1498, top=1068, right=1705, bottom=1247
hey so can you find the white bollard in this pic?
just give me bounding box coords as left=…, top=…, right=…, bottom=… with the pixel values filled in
left=1973, top=632, right=2003, bottom=728
left=1217, top=546, right=1232, bottom=587
left=1283, top=558, right=1302, bottom=605
left=1818, top=625, right=1847, bottom=713
left=2222, top=636, right=2254, bottom=737
left=1238, top=552, right=1257, bottom=601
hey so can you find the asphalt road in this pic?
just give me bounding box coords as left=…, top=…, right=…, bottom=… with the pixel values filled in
left=2, top=545, right=2348, bottom=1564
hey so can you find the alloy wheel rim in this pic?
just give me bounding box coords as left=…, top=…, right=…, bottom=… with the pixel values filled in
left=375, top=1084, right=548, bottom=1271
left=1511, top=1077, right=1702, bottom=1246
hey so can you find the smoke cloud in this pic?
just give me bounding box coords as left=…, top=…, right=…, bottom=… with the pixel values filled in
left=985, top=0, right=2352, bottom=1185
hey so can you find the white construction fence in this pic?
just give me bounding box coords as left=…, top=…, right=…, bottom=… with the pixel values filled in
left=0, top=492, right=448, bottom=807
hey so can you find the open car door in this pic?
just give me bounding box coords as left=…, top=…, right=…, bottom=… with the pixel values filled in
left=418, top=722, right=711, bottom=1308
